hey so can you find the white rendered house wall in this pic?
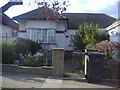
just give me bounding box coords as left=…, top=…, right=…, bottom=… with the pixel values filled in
left=2, top=24, right=17, bottom=42
left=106, top=20, right=120, bottom=42
left=18, top=20, right=69, bottom=50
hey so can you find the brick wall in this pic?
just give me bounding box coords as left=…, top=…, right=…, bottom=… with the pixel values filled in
left=2, top=64, right=52, bottom=76
left=52, top=48, right=64, bottom=77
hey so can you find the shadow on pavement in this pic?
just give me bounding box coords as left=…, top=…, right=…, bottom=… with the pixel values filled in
left=2, top=72, right=118, bottom=88
left=2, top=72, right=46, bottom=83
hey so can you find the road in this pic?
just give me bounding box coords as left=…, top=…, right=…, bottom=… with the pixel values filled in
left=0, top=72, right=116, bottom=88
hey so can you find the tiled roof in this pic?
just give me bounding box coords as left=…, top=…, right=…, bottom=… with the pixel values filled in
left=13, top=6, right=66, bottom=20
left=62, top=13, right=116, bottom=29
left=13, top=7, right=116, bottom=29
left=1, top=0, right=23, bottom=13
left=0, top=0, right=23, bottom=30
left=0, top=13, right=19, bottom=30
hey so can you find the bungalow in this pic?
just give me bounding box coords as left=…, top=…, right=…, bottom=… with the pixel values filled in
left=0, top=0, right=23, bottom=42
left=13, top=6, right=116, bottom=51
left=106, top=18, right=120, bottom=43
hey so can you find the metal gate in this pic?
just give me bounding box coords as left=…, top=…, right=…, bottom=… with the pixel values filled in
left=64, top=52, right=84, bottom=74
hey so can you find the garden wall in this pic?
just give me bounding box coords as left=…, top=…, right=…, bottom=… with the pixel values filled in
left=104, top=61, right=120, bottom=79
left=2, top=48, right=65, bottom=77
left=2, top=64, right=52, bottom=76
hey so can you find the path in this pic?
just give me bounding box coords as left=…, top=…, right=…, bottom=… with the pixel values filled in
left=1, top=73, right=116, bottom=88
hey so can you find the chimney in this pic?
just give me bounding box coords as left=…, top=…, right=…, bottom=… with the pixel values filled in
left=2, top=0, right=23, bottom=13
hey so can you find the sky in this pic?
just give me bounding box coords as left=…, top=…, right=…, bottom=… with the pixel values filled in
left=0, top=0, right=119, bottom=19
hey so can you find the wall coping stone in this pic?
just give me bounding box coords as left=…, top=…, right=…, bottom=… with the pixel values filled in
left=52, top=48, right=64, bottom=50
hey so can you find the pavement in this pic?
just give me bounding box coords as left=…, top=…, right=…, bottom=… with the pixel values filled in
left=0, top=72, right=117, bottom=88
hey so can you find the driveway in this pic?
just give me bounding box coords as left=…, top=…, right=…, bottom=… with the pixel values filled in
left=0, top=72, right=116, bottom=88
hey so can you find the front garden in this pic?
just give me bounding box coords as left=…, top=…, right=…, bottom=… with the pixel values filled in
left=1, top=38, right=52, bottom=67
left=1, top=23, right=120, bottom=79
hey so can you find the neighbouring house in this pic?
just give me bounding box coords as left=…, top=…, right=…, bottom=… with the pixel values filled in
left=0, top=14, right=19, bottom=41
left=13, top=6, right=116, bottom=51
left=0, top=0, right=23, bottom=42
left=106, top=18, right=120, bottom=43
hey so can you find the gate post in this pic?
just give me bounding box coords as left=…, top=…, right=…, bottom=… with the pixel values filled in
left=52, top=48, right=64, bottom=77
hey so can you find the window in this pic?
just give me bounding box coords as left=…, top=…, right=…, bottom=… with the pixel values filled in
left=69, top=35, right=75, bottom=45
left=12, top=30, right=17, bottom=37
left=27, top=28, right=55, bottom=43
left=2, top=33, right=10, bottom=41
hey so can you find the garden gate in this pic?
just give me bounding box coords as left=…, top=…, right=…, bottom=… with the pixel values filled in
left=64, top=52, right=84, bottom=73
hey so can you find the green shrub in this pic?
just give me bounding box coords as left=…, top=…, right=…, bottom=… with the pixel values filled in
left=14, top=38, right=42, bottom=58
left=22, top=50, right=51, bottom=67
left=1, top=41, right=17, bottom=64
left=104, top=53, right=116, bottom=69
left=73, top=23, right=109, bottom=51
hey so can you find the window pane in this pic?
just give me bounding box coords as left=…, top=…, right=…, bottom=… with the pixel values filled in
left=27, top=28, right=55, bottom=43
left=43, top=29, right=47, bottom=43
left=69, top=35, right=74, bottom=44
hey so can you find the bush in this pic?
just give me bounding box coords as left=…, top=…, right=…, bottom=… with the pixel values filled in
left=91, top=41, right=120, bottom=69
left=1, top=41, right=17, bottom=64
left=73, top=23, right=109, bottom=51
left=14, top=38, right=42, bottom=58
left=22, top=50, right=51, bottom=67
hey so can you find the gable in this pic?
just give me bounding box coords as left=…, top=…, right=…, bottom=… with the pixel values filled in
left=13, top=6, right=66, bottom=20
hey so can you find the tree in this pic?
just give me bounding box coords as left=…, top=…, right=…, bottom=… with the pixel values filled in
left=73, top=32, right=86, bottom=52
left=28, top=0, right=70, bottom=21
left=73, top=23, right=109, bottom=52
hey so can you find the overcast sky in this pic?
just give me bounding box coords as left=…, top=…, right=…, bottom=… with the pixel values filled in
left=0, top=0, right=119, bottom=18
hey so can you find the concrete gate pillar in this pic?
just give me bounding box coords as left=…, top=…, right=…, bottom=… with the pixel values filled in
left=52, top=48, right=64, bottom=77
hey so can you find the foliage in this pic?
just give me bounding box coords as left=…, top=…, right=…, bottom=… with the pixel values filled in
left=73, top=23, right=109, bottom=51
left=14, top=38, right=42, bottom=57
left=1, top=41, right=17, bottom=64
left=91, top=41, right=120, bottom=68
left=22, top=50, right=51, bottom=67
left=104, top=53, right=116, bottom=69
left=28, top=0, right=70, bottom=22
left=1, top=39, right=45, bottom=64
left=92, top=40, right=120, bottom=54
left=73, top=33, right=86, bottom=51
left=29, top=0, right=70, bottom=14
